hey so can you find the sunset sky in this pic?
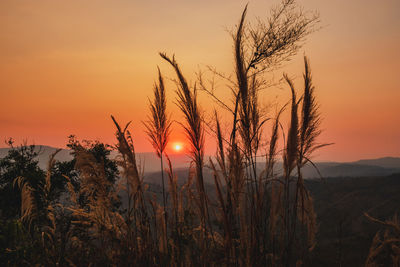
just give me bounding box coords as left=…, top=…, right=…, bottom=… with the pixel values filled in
left=1, top=0, right=399, bottom=161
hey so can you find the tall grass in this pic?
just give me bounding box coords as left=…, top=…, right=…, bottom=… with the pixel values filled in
left=143, top=67, right=171, bottom=256
left=364, top=213, right=400, bottom=266
left=11, top=1, right=329, bottom=266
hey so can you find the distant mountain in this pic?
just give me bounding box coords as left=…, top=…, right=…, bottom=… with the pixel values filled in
left=0, top=145, right=191, bottom=172
left=132, top=152, right=191, bottom=173
left=307, top=158, right=400, bottom=178
left=145, top=167, right=215, bottom=186
left=1, top=145, right=399, bottom=178
left=0, top=145, right=73, bottom=170
left=253, top=160, right=400, bottom=180
left=354, top=157, right=400, bottom=169
left=315, top=163, right=399, bottom=178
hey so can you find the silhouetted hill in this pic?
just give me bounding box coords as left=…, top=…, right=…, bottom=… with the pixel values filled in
left=306, top=173, right=400, bottom=266
left=132, top=152, right=191, bottom=172
left=143, top=172, right=400, bottom=266
left=354, top=156, right=400, bottom=169
left=145, top=167, right=215, bottom=186
left=1, top=145, right=399, bottom=178
left=143, top=173, right=400, bottom=266
left=316, top=163, right=398, bottom=177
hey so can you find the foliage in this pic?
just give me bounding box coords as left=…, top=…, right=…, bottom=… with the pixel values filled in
left=0, top=140, right=45, bottom=219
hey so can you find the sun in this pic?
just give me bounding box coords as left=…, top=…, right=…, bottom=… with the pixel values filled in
left=173, top=143, right=183, bottom=152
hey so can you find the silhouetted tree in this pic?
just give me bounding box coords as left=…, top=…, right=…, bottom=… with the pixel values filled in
left=0, top=140, right=45, bottom=219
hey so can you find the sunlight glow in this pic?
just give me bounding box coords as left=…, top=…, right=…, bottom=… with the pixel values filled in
left=173, top=143, right=183, bottom=152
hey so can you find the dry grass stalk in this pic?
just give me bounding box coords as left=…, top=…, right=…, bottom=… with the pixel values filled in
left=160, top=52, right=214, bottom=258
left=13, top=176, right=37, bottom=231
left=143, top=67, right=171, bottom=255
left=365, top=213, right=400, bottom=267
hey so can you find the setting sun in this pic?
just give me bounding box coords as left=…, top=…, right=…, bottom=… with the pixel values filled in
left=173, top=143, right=183, bottom=152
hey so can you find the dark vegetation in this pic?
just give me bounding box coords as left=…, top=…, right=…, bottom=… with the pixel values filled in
left=1, top=0, right=399, bottom=266
left=306, top=174, right=400, bottom=266
left=1, top=142, right=399, bottom=266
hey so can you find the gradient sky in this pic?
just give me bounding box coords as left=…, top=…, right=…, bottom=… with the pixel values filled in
left=1, top=0, right=399, bottom=161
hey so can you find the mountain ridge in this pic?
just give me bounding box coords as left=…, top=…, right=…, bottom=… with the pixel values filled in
left=1, top=145, right=399, bottom=178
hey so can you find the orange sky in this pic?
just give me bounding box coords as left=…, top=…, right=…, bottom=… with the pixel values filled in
left=1, top=0, right=399, bottom=161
